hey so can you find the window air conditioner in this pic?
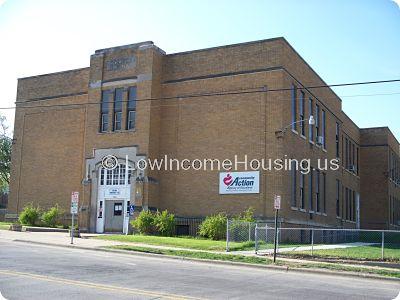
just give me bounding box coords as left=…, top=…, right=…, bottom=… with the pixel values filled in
left=316, top=136, right=324, bottom=146
left=349, top=165, right=357, bottom=173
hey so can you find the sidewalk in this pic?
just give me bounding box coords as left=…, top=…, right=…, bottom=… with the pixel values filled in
left=0, top=230, right=215, bottom=252
left=1, top=229, right=399, bottom=277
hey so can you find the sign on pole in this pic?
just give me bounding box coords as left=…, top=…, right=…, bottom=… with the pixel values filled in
left=274, top=194, right=281, bottom=210
left=70, top=192, right=79, bottom=214
left=70, top=192, right=79, bottom=244
left=273, top=194, right=281, bottom=263
left=129, top=204, right=135, bottom=216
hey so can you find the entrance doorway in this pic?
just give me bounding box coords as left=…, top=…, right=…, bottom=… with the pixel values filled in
left=96, top=163, right=133, bottom=234
left=104, top=200, right=124, bottom=232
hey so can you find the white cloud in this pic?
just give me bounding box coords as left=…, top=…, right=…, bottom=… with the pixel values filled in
left=392, top=0, right=400, bottom=8
left=0, top=0, right=6, bottom=7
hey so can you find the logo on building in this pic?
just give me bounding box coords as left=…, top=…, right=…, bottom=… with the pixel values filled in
left=219, top=171, right=260, bottom=194
left=101, top=155, right=119, bottom=170
left=223, top=174, right=233, bottom=186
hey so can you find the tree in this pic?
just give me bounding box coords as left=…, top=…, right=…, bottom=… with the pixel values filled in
left=0, top=115, right=11, bottom=192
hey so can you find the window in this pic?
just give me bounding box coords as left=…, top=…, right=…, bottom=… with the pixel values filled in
left=342, top=136, right=344, bottom=167
left=98, top=201, right=103, bottom=218
left=352, top=142, right=355, bottom=172
left=352, top=190, right=356, bottom=221
left=113, top=88, right=124, bottom=131
left=100, top=90, right=111, bottom=132
left=300, top=172, right=305, bottom=209
left=335, top=123, right=340, bottom=158
left=309, top=169, right=314, bottom=211
left=345, top=138, right=349, bottom=169
left=336, top=179, right=340, bottom=217
left=316, top=170, right=320, bottom=212
left=100, top=168, right=105, bottom=185
left=99, top=164, right=132, bottom=186
left=345, top=187, right=349, bottom=220
left=322, top=172, right=326, bottom=214
left=356, top=147, right=359, bottom=175
left=291, top=160, right=297, bottom=207
left=114, top=203, right=123, bottom=216
left=299, top=91, right=305, bottom=136
left=291, top=85, right=297, bottom=131
left=127, top=86, right=137, bottom=130
left=315, top=104, right=320, bottom=143
left=308, top=98, right=314, bottom=142
left=322, top=110, right=326, bottom=149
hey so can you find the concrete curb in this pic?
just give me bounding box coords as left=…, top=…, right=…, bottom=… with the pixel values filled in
left=12, top=239, right=400, bottom=282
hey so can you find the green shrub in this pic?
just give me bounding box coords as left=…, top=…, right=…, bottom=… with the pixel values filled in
left=235, top=207, right=255, bottom=222
left=198, top=213, right=227, bottom=240
left=153, top=210, right=176, bottom=237
left=130, top=210, right=156, bottom=234
left=41, top=205, right=61, bottom=227
left=19, top=204, right=41, bottom=226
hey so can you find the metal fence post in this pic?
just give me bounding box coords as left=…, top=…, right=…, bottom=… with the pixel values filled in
left=226, top=219, right=230, bottom=252
left=381, top=231, right=385, bottom=260
left=311, top=228, right=314, bottom=257
left=248, top=222, right=251, bottom=242
left=255, top=223, right=258, bottom=254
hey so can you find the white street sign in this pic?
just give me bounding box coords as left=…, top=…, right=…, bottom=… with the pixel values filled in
left=71, top=192, right=79, bottom=214
left=274, top=195, right=281, bottom=210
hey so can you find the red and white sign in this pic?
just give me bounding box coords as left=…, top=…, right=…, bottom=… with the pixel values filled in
left=71, top=192, right=79, bottom=214
left=274, top=195, right=281, bottom=210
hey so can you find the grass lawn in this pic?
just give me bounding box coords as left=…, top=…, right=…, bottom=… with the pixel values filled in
left=95, top=234, right=256, bottom=251
left=106, top=245, right=400, bottom=279
left=0, top=222, right=11, bottom=230
left=283, top=244, right=400, bottom=262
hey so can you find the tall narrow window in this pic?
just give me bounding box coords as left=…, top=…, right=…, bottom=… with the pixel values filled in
left=291, top=160, right=297, bottom=207
left=315, top=104, right=320, bottom=143
left=299, top=91, right=305, bottom=136
left=356, top=147, right=359, bottom=175
left=352, top=190, right=356, bottom=221
left=322, top=110, right=326, bottom=149
left=113, top=88, right=123, bottom=131
left=316, top=170, right=320, bottom=212
left=308, top=98, right=314, bottom=142
left=127, top=86, right=137, bottom=130
left=309, top=169, right=314, bottom=211
left=345, top=138, right=349, bottom=169
left=322, top=172, right=326, bottom=214
left=291, top=85, right=297, bottom=131
left=336, top=179, right=340, bottom=217
left=300, top=172, right=305, bottom=209
left=335, top=123, right=340, bottom=158
left=342, top=136, right=344, bottom=166
left=352, top=143, right=355, bottom=172
left=345, top=187, right=349, bottom=220
left=100, top=90, right=111, bottom=132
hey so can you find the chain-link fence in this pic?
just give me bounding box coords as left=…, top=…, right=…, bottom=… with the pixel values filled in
left=226, top=219, right=275, bottom=252
left=227, top=220, right=400, bottom=261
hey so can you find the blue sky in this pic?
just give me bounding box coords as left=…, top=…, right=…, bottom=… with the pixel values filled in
left=0, top=0, right=399, bottom=140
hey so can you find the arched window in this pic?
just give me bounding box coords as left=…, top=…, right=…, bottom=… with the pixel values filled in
left=99, top=164, right=132, bottom=186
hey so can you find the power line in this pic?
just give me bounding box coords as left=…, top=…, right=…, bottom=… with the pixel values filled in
left=0, top=78, right=399, bottom=111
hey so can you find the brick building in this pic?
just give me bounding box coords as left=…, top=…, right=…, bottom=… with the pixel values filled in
left=8, top=37, right=400, bottom=233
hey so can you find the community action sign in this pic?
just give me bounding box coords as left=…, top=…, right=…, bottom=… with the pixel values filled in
left=219, top=171, right=260, bottom=194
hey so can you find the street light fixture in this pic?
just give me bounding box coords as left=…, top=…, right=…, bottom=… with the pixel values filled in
left=275, top=116, right=315, bottom=138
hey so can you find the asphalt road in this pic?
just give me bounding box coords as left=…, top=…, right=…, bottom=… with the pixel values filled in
left=0, top=239, right=399, bottom=300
